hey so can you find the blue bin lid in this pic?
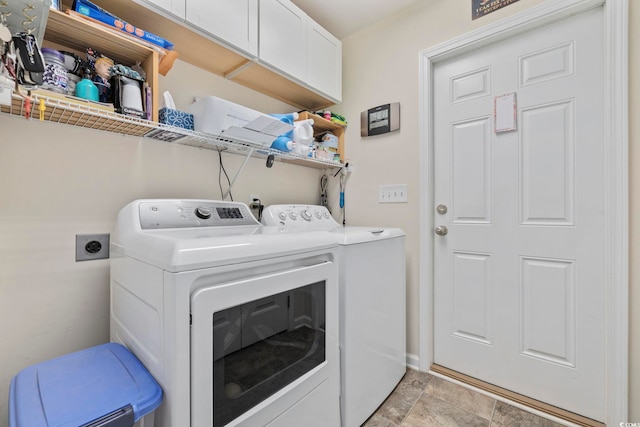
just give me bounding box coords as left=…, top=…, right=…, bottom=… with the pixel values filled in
left=9, top=343, right=163, bottom=427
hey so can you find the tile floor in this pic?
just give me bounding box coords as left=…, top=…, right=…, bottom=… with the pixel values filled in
left=363, top=369, right=566, bottom=427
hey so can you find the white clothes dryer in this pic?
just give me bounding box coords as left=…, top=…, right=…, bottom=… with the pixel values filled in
left=262, top=205, right=407, bottom=427
left=110, top=199, right=341, bottom=427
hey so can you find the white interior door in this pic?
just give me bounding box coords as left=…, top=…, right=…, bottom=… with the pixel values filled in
left=433, top=7, right=605, bottom=421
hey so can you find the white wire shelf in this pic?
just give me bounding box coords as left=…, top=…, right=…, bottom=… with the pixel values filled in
left=1, top=92, right=344, bottom=170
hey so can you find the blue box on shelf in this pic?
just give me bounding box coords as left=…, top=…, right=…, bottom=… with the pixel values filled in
left=9, top=342, right=163, bottom=427
left=319, top=133, right=339, bottom=149
left=159, top=107, right=194, bottom=130
left=73, top=0, right=174, bottom=50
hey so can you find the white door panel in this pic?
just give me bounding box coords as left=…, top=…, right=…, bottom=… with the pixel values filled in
left=259, top=0, right=307, bottom=81
left=433, top=7, right=604, bottom=421
left=520, top=101, right=575, bottom=225
left=307, top=21, right=342, bottom=100
left=137, top=0, right=185, bottom=19
left=186, top=0, right=258, bottom=55
left=451, top=117, right=492, bottom=223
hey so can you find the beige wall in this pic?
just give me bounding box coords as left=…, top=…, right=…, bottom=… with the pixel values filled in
left=337, top=0, right=638, bottom=420
left=0, top=60, right=323, bottom=424
left=2, top=0, right=637, bottom=424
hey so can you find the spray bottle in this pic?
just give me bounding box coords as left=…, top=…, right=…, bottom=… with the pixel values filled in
left=75, top=68, right=99, bottom=102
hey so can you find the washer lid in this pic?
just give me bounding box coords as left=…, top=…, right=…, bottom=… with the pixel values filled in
left=328, top=226, right=405, bottom=245
left=113, top=200, right=337, bottom=272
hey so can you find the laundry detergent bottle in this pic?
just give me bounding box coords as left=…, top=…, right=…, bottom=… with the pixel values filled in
left=269, top=112, right=299, bottom=152
left=271, top=135, right=296, bottom=152
left=293, top=118, right=314, bottom=146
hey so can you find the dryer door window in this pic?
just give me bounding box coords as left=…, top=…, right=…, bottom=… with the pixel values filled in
left=212, top=281, right=326, bottom=427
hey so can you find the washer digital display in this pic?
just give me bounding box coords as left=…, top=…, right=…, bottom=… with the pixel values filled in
left=217, top=207, right=243, bottom=219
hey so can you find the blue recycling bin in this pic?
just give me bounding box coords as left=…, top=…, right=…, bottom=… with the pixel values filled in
left=9, top=343, right=163, bottom=427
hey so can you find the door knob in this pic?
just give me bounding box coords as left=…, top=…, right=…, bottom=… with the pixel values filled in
left=436, top=204, right=448, bottom=215
left=435, top=225, right=448, bottom=236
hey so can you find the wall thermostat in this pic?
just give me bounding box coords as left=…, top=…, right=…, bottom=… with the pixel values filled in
left=360, top=102, right=400, bottom=137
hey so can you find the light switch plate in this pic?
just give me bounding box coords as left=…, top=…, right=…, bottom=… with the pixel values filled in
left=379, top=184, right=408, bottom=203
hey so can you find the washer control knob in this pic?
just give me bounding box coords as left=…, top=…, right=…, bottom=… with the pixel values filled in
left=289, top=212, right=298, bottom=220
left=301, top=209, right=312, bottom=221
left=195, top=206, right=212, bottom=220
left=278, top=211, right=287, bottom=221
left=315, top=210, right=323, bottom=219
left=323, top=211, right=330, bottom=219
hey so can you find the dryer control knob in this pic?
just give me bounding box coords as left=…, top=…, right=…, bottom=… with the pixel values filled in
left=323, top=211, right=331, bottom=219
left=195, top=206, right=212, bottom=219
left=301, top=209, right=312, bottom=221
left=289, top=212, right=298, bottom=220
left=315, top=210, right=323, bottom=219
left=278, top=211, right=287, bottom=221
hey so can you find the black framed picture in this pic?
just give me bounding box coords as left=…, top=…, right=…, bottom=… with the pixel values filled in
left=472, top=0, right=521, bottom=20
left=360, top=103, right=400, bottom=137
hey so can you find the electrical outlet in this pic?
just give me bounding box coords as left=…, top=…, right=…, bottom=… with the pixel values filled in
left=76, top=234, right=110, bottom=261
left=379, top=184, right=408, bottom=203
left=249, top=194, right=260, bottom=208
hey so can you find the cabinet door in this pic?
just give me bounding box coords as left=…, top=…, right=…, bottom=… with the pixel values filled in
left=135, top=0, right=186, bottom=19
left=259, top=0, right=307, bottom=82
left=186, top=0, right=258, bottom=56
left=307, top=21, right=342, bottom=101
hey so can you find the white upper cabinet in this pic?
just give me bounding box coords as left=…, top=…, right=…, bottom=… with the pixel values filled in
left=186, top=0, right=258, bottom=56
left=259, top=0, right=307, bottom=81
left=130, top=0, right=340, bottom=103
left=259, top=0, right=341, bottom=102
left=135, top=0, right=186, bottom=19
left=307, top=21, right=341, bottom=101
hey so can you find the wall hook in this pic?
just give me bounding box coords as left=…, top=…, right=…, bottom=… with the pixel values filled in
left=22, top=4, right=36, bottom=34
left=0, top=0, right=10, bottom=23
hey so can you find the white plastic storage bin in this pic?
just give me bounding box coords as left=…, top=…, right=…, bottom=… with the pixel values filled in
left=9, top=342, right=162, bottom=427
left=187, top=96, right=292, bottom=146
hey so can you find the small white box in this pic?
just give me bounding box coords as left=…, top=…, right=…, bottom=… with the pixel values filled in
left=188, top=96, right=262, bottom=134
left=187, top=96, right=292, bottom=146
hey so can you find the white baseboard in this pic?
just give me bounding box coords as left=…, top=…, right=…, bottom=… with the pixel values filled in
left=406, top=353, right=421, bottom=371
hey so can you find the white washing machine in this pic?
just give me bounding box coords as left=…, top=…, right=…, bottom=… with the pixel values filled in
left=262, top=205, right=407, bottom=427
left=110, top=199, right=341, bottom=427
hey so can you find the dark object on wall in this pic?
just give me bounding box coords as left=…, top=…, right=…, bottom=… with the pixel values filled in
left=266, top=154, right=275, bottom=168
left=360, top=102, right=400, bottom=137
left=472, top=0, right=521, bottom=20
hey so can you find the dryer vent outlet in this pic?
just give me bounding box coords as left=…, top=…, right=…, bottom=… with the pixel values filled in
left=76, top=234, right=110, bottom=261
